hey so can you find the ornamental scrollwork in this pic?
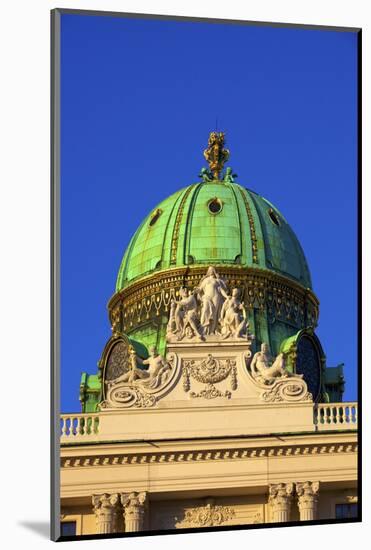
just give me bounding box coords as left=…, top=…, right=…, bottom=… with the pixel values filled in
left=175, top=500, right=235, bottom=528
left=245, top=343, right=313, bottom=403
left=100, top=341, right=178, bottom=409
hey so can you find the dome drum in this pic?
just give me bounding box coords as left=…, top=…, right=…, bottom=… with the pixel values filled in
left=108, top=264, right=319, bottom=358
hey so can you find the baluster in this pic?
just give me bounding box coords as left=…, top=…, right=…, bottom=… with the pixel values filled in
left=61, top=417, right=66, bottom=436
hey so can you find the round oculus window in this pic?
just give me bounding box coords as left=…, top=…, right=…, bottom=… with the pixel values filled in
left=149, top=209, right=162, bottom=226
left=207, top=198, right=223, bottom=214
left=268, top=208, right=280, bottom=226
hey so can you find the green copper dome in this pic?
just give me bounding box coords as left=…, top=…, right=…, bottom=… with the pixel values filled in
left=116, top=181, right=312, bottom=292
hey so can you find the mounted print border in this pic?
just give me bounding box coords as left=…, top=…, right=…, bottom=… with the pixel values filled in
left=51, top=8, right=361, bottom=542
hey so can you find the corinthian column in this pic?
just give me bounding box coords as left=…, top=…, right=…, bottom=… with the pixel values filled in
left=121, top=492, right=148, bottom=532
left=269, top=483, right=294, bottom=523
left=296, top=481, right=320, bottom=521
left=92, top=493, right=121, bottom=534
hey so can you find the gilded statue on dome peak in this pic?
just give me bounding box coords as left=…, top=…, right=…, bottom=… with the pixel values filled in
left=203, top=131, right=230, bottom=181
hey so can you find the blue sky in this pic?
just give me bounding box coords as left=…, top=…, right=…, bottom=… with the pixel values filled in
left=60, top=13, right=358, bottom=412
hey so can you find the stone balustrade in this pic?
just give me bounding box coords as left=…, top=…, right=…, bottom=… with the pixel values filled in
left=60, top=401, right=357, bottom=444
left=60, top=414, right=100, bottom=440
left=314, top=402, right=357, bottom=430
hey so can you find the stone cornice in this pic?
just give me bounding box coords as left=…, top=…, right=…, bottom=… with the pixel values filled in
left=61, top=441, right=357, bottom=469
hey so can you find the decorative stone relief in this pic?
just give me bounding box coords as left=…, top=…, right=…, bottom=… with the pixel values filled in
left=101, top=344, right=178, bottom=409
left=166, top=267, right=255, bottom=343
left=183, top=354, right=237, bottom=399
left=104, top=341, right=131, bottom=381
left=269, top=483, right=294, bottom=523
left=296, top=481, right=319, bottom=521
left=245, top=343, right=313, bottom=403
left=92, top=493, right=121, bottom=534
left=175, top=499, right=235, bottom=528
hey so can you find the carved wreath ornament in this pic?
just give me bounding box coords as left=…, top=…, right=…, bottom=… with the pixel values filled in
left=183, top=354, right=237, bottom=399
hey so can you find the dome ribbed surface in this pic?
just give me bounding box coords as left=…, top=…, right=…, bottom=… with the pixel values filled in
left=116, top=181, right=312, bottom=291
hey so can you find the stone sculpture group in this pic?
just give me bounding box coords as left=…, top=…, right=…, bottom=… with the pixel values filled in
left=103, top=267, right=305, bottom=407
left=166, top=267, right=251, bottom=342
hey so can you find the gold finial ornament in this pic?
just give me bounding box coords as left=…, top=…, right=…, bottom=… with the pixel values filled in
left=203, top=131, right=230, bottom=181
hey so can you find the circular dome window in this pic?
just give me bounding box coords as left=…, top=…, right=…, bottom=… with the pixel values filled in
left=149, top=208, right=162, bottom=227
left=207, top=198, right=223, bottom=215
left=268, top=208, right=280, bottom=226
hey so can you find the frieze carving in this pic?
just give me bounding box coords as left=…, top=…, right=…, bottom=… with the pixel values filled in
left=166, top=267, right=255, bottom=343
left=183, top=354, right=237, bottom=399
left=175, top=499, right=235, bottom=528
left=245, top=343, right=313, bottom=403
left=101, top=343, right=178, bottom=409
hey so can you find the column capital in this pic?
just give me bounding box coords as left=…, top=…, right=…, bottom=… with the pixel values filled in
left=296, top=481, right=320, bottom=499
left=268, top=483, right=294, bottom=522
left=92, top=493, right=121, bottom=534
left=121, top=491, right=147, bottom=509
left=296, top=481, right=320, bottom=517
left=121, top=492, right=148, bottom=532
left=92, top=492, right=120, bottom=511
left=269, top=483, right=294, bottom=505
